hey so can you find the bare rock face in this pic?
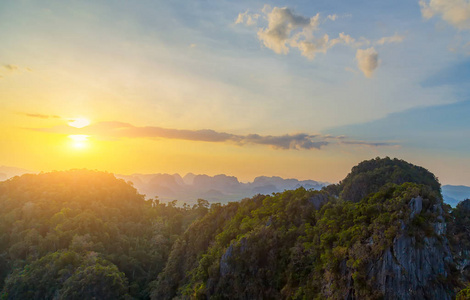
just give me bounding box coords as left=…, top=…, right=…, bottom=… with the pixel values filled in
left=373, top=235, right=452, bottom=299
left=409, top=196, right=423, bottom=218
left=368, top=199, right=453, bottom=300
left=219, top=244, right=234, bottom=277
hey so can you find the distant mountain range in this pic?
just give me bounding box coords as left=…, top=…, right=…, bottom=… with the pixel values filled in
left=442, top=185, right=470, bottom=207
left=1, top=165, right=469, bottom=206
left=116, top=173, right=328, bottom=204
left=115, top=176, right=470, bottom=206
left=3, top=158, right=470, bottom=299
left=0, top=166, right=31, bottom=181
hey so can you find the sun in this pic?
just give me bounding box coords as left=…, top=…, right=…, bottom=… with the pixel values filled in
left=68, top=135, right=89, bottom=149
left=68, top=118, right=90, bottom=128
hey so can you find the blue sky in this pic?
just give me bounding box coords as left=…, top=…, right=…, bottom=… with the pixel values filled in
left=0, top=0, right=469, bottom=184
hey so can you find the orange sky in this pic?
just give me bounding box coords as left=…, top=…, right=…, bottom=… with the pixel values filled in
left=1, top=1, right=469, bottom=185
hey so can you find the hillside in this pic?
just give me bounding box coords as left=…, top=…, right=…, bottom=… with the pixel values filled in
left=0, top=170, right=208, bottom=299
left=152, top=157, right=467, bottom=299
left=1, top=158, right=470, bottom=299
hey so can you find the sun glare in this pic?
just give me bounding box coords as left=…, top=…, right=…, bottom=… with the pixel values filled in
left=68, top=135, right=89, bottom=149
left=68, top=118, right=90, bottom=128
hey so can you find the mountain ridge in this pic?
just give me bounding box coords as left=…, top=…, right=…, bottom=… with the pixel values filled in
left=1, top=165, right=468, bottom=206
left=1, top=158, right=470, bottom=299
left=152, top=157, right=468, bottom=299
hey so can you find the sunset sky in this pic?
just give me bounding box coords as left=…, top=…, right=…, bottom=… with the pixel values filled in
left=1, top=0, right=469, bottom=184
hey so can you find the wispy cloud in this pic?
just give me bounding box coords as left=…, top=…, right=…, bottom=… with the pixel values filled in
left=31, top=121, right=395, bottom=150
left=235, top=10, right=260, bottom=26
left=21, top=113, right=61, bottom=119
left=1, top=64, right=32, bottom=79
left=327, top=14, right=338, bottom=21
left=375, top=33, right=405, bottom=45
left=341, top=140, right=393, bottom=147
left=4, top=64, right=19, bottom=72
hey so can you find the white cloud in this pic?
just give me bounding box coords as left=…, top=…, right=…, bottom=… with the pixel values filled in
left=256, top=7, right=319, bottom=55
left=289, top=34, right=330, bottom=60
left=327, top=14, right=338, bottom=21
left=337, top=32, right=355, bottom=45
left=356, top=47, right=379, bottom=78
left=235, top=10, right=260, bottom=26
left=419, top=0, right=470, bottom=30
left=376, top=33, right=405, bottom=45
left=242, top=7, right=377, bottom=61
left=236, top=6, right=391, bottom=78
left=254, top=7, right=361, bottom=60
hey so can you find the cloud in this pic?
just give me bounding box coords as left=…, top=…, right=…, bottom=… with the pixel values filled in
left=289, top=34, right=331, bottom=60
left=256, top=6, right=320, bottom=55
left=376, top=33, right=405, bottom=45
left=327, top=14, right=338, bottom=21
left=21, top=113, right=61, bottom=119
left=254, top=7, right=364, bottom=60
left=344, top=67, right=358, bottom=74
left=31, top=121, right=394, bottom=150
left=341, top=141, right=393, bottom=147
left=235, top=10, right=260, bottom=26
left=235, top=6, right=388, bottom=77
left=356, top=47, right=379, bottom=78
left=4, top=64, right=19, bottom=72
left=419, top=0, right=470, bottom=30
left=1, top=64, right=32, bottom=79
left=241, top=133, right=328, bottom=149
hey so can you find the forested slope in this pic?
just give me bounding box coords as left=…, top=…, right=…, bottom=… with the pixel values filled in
left=152, top=157, right=468, bottom=299
left=1, top=158, right=470, bottom=299
left=0, top=170, right=207, bottom=299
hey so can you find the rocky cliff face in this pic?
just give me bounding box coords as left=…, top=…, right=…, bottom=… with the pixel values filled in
left=151, top=158, right=469, bottom=299
left=366, top=198, right=453, bottom=300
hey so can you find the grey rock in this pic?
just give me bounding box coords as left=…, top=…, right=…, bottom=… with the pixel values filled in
left=368, top=199, right=453, bottom=300
left=409, top=196, right=423, bottom=218
left=219, top=244, right=234, bottom=277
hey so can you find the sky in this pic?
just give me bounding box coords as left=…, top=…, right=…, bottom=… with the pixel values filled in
left=0, top=0, right=469, bottom=184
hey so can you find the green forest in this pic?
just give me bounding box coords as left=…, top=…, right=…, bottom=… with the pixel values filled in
left=1, top=157, right=470, bottom=299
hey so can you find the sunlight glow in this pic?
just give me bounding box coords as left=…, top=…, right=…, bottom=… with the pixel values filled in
left=68, top=135, right=89, bottom=149
left=68, top=118, right=90, bottom=128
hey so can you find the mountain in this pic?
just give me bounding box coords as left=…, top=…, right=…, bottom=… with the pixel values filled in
left=442, top=185, right=470, bottom=207
left=152, top=157, right=468, bottom=299
left=2, top=158, right=470, bottom=299
left=0, top=170, right=206, bottom=299
left=0, top=166, right=31, bottom=181
left=117, top=173, right=327, bottom=204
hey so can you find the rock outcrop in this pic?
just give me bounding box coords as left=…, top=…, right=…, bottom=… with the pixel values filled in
left=368, top=198, right=453, bottom=300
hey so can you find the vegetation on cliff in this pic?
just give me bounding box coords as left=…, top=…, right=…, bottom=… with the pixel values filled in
left=0, top=170, right=208, bottom=299
left=0, top=158, right=469, bottom=299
